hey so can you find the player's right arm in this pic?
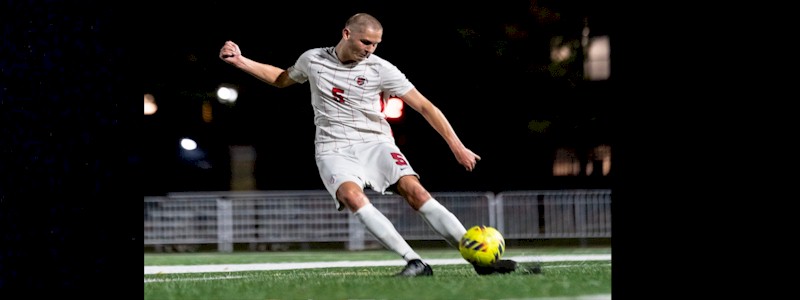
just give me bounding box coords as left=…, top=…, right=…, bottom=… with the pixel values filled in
left=219, top=40, right=297, bottom=88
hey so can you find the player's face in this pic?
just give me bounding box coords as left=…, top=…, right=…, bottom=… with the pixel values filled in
left=345, top=27, right=382, bottom=62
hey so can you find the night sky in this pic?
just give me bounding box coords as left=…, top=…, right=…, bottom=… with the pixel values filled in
left=139, top=0, right=617, bottom=195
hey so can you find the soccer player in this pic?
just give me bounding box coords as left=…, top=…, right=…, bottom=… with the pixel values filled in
left=219, top=12, right=520, bottom=276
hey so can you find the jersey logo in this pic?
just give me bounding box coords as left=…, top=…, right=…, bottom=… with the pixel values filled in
left=356, top=76, right=367, bottom=86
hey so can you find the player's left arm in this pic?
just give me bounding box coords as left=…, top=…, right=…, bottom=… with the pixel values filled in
left=401, top=88, right=481, bottom=172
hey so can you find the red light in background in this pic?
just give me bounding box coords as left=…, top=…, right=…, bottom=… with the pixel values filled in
left=384, top=97, right=404, bottom=119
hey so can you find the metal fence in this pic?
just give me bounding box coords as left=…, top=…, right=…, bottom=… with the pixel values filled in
left=144, top=189, right=611, bottom=252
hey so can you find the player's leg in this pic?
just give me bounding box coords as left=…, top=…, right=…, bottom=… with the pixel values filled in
left=359, top=142, right=467, bottom=248
left=395, top=175, right=467, bottom=248
left=337, top=182, right=432, bottom=276
left=337, top=182, right=419, bottom=260
left=395, top=176, right=521, bottom=275
left=316, top=150, right=431, bottom=276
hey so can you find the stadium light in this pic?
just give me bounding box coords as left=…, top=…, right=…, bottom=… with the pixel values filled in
left=384, top=96, right=404, bottom=119
left=180, top=138, right=198, bottom=151
left=179, top=137, right=211, bottom=169
left=216, top=85, right=238, bottom=105
left=144, top=93, right=158, bottom=115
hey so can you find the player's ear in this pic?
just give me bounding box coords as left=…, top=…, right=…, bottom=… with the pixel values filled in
left=342, top=28, right=350, bottom=39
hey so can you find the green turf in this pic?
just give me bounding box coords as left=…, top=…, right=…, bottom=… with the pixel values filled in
left=144, top=246, right=611, bottom=265
left=145, top=247, right=610, bottom=299
left=144, top=261, right=610, bottom=299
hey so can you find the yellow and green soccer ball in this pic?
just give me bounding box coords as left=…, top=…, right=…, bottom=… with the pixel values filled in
left=459, top=225, right=505, bottom=266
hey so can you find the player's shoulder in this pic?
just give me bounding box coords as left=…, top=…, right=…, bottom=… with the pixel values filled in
left=366, top=54, right=402, bottom=73
left=366, top=53, right=387, bottom=63
left=300, top=46, right=334, bottom=58
left=365, top=54, right=396, bottom=67
left=294, top=47, right=335, bottom=67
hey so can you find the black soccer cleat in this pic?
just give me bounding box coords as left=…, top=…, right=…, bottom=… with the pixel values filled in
left=491, top=259, right=519, bottom=274
left=472, top=260, right=544, bottom=275
left=395, top=259, right=433, bottom=277
left=519, top=262, right=543, bottom=274
left=472, top=259, right=518, bottom=275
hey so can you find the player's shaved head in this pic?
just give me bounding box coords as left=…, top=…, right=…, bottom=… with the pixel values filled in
left=345, top=13, right=382, bottom=33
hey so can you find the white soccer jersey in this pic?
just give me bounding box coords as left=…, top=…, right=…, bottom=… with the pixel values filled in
left=286, top=47, right=414, bottom=154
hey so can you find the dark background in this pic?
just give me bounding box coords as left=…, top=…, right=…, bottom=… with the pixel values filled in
left=140, top=0, right=617, bottom=195
left=1, top=0, right=140, bottom=293
left=1, top=0, right=668, bottom=295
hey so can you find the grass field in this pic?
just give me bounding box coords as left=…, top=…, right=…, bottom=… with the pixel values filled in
left=144, top=246, right=611, bottom=300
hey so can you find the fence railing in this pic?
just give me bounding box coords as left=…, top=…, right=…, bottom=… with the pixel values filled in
left=144, top=189, right=611, bottom=252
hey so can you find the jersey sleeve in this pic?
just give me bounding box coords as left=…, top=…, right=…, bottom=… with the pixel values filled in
left=286, top=49, right=313, bottom=84
left=379, top=61, right=414, bottom=97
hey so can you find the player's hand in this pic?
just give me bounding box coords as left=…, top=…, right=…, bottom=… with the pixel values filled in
left=219, top=40, right=241, bottom=62
left=454, top=147, right=481, bottom=172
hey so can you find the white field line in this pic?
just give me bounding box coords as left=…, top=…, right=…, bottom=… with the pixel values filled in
left=144, top=254, right=610, bottom=275
left=144, top=275, right=246, bottom=283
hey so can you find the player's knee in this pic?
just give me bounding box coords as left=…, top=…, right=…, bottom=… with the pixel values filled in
left=395, top=176, right=431, bottom=210
left=337, top=186, right=369, bottom=212
left=403, top=186, right=432, bottom=210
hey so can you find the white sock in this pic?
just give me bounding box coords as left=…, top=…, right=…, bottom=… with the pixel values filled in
left=355, top=203, right=421, bottom=261
left=418, top=198, right=467, bottom=248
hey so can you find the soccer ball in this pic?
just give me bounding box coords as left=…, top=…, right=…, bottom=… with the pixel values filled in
left=459, top=225, right=505, bottom=267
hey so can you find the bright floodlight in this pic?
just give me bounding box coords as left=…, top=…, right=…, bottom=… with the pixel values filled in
left=216, top=86, right=238, bottom=104
left=384, top=97, right=404, bottom=118
left=585, top=35, right=611, bottom=81
left=180, top=138, right=198, bottom=151
left=144, top=93, right=157, bottom=115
